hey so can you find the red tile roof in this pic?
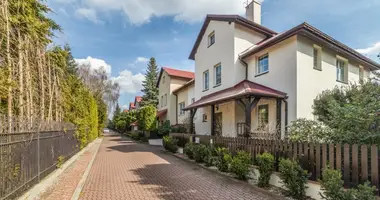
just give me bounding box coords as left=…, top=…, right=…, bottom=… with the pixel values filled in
left=135, top=96, right=142, bottom=103
left=184, top=80, right=287, bottom=110
left=157, top=109, right=168, bottom=118
left=163, top=67, right=195, bottom=79
left=123, top=109, right=129, bottom=113
left=129, top=102, right=135, bottom=110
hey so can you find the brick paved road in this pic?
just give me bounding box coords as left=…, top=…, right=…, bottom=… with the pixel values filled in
left=80, top=133, right=279, bottom=200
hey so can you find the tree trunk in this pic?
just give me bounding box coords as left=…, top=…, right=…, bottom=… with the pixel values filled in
left=37, top=47, right=45, bottom=120
left=18, top=30, right=24, bottom=119
left=5, top=0, right=12, bottom=132
left=48, top=55, right=52, bottom=121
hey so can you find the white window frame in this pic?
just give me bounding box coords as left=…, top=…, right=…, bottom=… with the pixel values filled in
left=336, top=57, right=347, bottom=83
left=257, top=54, right=269, bottom=75
left=179, top=102, right=185, bottom=115
left=214, top=63, right=222, bottom=86
left=202, top=114, right=208, bottom=122
left=203, top=70, right=209, bottom=91
left=313, top=45, right=322, bottom=70
left=208, top=31, right=215, bottom=47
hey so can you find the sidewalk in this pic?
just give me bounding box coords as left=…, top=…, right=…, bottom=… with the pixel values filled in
left=39, top=139, right=102, bottom=200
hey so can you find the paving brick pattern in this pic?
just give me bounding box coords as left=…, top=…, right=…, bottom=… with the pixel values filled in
left=79, top=133, right=278, bottom=200
left=41, top=141, right=99, bottom=200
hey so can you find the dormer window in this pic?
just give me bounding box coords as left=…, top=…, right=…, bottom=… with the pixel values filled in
left=208, top=31, right=215, bottom=47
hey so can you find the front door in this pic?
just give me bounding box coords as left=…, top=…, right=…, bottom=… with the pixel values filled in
left=214, top=113, right=222, bottom=136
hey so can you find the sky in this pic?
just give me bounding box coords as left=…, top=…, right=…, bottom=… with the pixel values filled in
left=48, top=0, right=380, bottom=111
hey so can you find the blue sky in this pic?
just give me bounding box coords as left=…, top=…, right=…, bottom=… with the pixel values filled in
left=48, top=0, right=380, bottom=111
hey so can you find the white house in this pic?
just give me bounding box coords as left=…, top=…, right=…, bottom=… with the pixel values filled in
left=181, top=0, right=380, bottom=138
left=156, top=67, right=195, bottom=125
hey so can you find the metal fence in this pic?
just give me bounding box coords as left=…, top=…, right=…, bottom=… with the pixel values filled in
left=171, top=133, right=380, bottom=195
left=0, top=130, right=79, bottom=199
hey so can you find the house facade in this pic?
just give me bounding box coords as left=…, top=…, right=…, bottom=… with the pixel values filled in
left=181, top=0, right=380, bottom=138
left=156, top=67, right=194, bottom=125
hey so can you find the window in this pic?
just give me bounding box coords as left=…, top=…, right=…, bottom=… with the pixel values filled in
left=208, top=31, right=215, bottom=47
left=313, top=46, right=322, bottom=70
left=161, top=96, right=163, bottom=108
left=359, top=66, right=364, bottom=81
left=203, top=70, right=209, bottom=91
left=258, top=105, right=269, bottom=130
left=179, top=102, right=185, bottom=115
left=202, top=114, right=208, bottom=122
left=257, top=54, right=269, bottom=74
left=336, top=58, right=346, bottom=82
left=164, top=94, right=167, bottom=106
left=214, top=63, right=222, bottom=86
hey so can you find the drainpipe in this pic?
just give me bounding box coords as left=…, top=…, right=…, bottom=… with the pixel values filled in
left=239, top=56, right=248, bottom=80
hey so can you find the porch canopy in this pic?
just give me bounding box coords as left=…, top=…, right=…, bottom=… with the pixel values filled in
left=184, top=80, right=287, bottom=137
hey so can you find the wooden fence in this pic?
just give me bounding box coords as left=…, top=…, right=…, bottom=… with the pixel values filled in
left=170, top=133, right=380, bottom=193
left=0, top=124, right=78, bottom=199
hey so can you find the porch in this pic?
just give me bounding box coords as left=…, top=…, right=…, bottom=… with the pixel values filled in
left=184, top=80, right=288, bottom=139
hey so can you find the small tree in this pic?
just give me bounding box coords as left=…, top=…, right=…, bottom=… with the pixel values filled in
left=136, top=105, right=156, bottom=133
left=141, top=58, right=159, bottom=107
left=313, top=80, right=380, bottom=144
left=288, top=118, right=333, bottom=143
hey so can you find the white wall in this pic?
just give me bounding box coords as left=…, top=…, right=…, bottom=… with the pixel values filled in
left=177, top=84, right=195, bottom=124
left=246, top=36, right=298, bottom=123
left=296, top=35, right=371, bottom=119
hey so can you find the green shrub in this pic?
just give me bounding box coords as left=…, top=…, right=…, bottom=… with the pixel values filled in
left=163, top=136, right=178, bottom=153
left=158, top=120, right=171, bottom=136
left=216, top=147, right=232, bottom=172
left=193, top=144, right=207, bottom=163
left=230, top=151, right=252, bottom=180
left=279, top=158, right=309, bottom=199
left=204, top=145, right=218, bottom=167
left=256, top=152, right=274, bottom=188
left=130, top=132, right=140, bottom=140
left=184, top=143, right=195, bottom=159
left=175, top=136, right=189, bottom=148
left=320, top=167, right=376, bottom=200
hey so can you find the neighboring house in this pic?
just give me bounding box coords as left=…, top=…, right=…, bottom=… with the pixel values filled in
left=172, top=79, right=195, bottom=125
left=134, top=96, right=142, bottom=109
left=128, top=96, right=142, bottom=131
left=123, top=109, right=129, bottom=113
left=182, top=0, right=380, bottom=138
left=129, top=102, right=136, bottom=111
left=156, top=67, right=195, bottom=125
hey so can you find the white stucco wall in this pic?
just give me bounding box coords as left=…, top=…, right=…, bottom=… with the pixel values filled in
left=296, top=35, right=371, bottom=119
left=177, top=84, right=195, bottom=124
left=246, top=36, right=298, bottom=124
left=158, top=71, right=189, bottom=125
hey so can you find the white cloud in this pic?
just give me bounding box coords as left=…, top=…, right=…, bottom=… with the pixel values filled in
left=111, top=70, right=145, bottom=94
left=75, top=56, right=112, bottom=75
left=128, top=56, right=149, bottom=67
left=75, top=8, right=102, bottom=24
left=74, top=0, right=248, bottom=24
left=357, top=42, right=380, bottom=56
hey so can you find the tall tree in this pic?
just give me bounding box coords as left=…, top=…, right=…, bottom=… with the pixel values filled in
left=141, top=57, right=159, bottom=107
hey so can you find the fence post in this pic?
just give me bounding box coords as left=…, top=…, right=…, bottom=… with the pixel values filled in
left=37, top=128, right=40, bottom=182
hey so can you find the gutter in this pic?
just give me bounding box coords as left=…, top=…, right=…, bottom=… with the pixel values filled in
left=239, top=56, right=248, bottom=80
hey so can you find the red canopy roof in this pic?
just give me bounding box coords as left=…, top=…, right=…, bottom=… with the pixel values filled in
left=184, top=80, right=286, bottom=110
left=157, top=109, right=168, bottom=118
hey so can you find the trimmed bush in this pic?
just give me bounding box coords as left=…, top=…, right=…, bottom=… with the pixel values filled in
left=320, top=167, right=376, bottom=200
left=230, top=151, right=252, bottom=180
left=279, top=158, right=309, bottom=199
left=216, top=147, right=232, bottom=172
left=204, top=145, right=218, bottom=167
left=256, top=152, right=274, bottom=188
left=193, top=144, right=207, bottom=163
left=184, top=143, right=195, bottom=159
left=163, top=136, right=178, bottom=153
left=130, top=132, right=140, bottom=140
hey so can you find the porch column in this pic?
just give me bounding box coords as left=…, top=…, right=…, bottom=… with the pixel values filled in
left=211, top=105, right=215, bottom=136
left=237, top=96, right=261, bottom=137
left=276, top=98, right=282, bottom=139
left=190, top=108, right=197, bottom=134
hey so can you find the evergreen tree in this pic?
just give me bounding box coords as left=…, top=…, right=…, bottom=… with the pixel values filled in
left=141, top=57, right=159, bottom=107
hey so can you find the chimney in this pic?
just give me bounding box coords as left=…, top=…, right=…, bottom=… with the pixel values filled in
left=245, top=0, right=261, bottom=24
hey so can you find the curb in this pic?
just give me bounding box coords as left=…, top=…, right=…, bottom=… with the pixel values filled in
left=161, top=150, right=284, bottom=200
left=18, top=138, right=103, bottom=200
left=71, top=138, right=102, bottom=200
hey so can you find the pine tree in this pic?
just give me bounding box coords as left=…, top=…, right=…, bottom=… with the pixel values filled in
left=141, top=57, right=159, bottom=107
